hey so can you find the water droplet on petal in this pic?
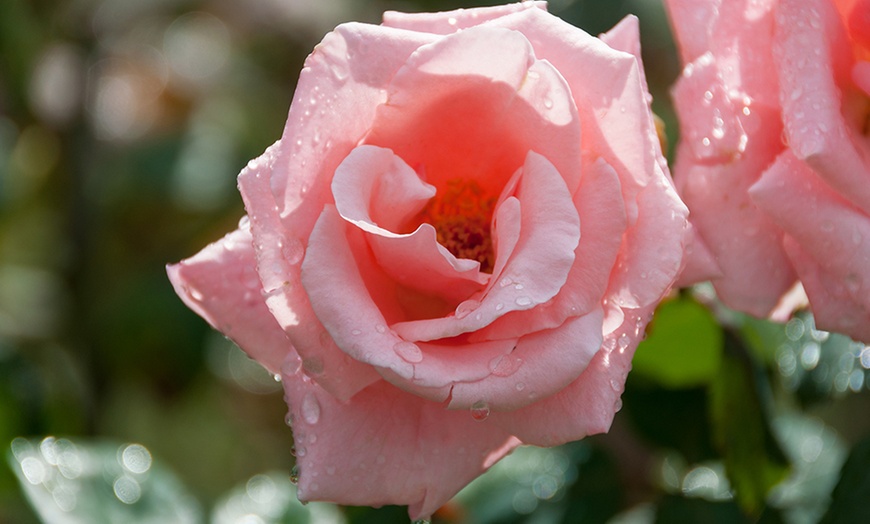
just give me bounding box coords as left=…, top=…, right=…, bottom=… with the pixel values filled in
left=491, top=355, right=524, bottom=377
left=515, top=296, right=532, bottom=307
left=289, top=465, right=300, bottom=484
left=617, top=334, right=630, bottom=351
left=393, top=341, right=423, bottom=363
left=351, top=329, right=362, bottom=336
left=301, top=393, right=321, bottom=425
left=455, top=299, right=481, bottom=319
left=471, top=400, right=490, bottom=421
left=375, top=324, right=387, bottom=334
left=515, top=382, right=526, bottom=391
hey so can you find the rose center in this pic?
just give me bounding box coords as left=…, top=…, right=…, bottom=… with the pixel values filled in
left=419, top=178, right=496, bottom=273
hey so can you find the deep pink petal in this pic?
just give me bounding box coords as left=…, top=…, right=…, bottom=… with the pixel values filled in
left=391, top=152, right=579, bottom=342
left=167, top=224, right=290, bottom=374
left=382, top=2, right=546, bottom=34
left=489, top=303, right=655, bottom=446
left=775, top=0, right=870, bottom=215
left=284, top=378, right=519, bottom=521
left=449, top=307, right=604, bottom=412
left=239, top=145, right=380, bottom=400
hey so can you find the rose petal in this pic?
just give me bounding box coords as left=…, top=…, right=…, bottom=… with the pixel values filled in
left=272, top=22, right=438, bottom=250
left=240, top=144, right=381, bottom=400
left=782, top=237, right=870, bottom=342
left=382, top=1, right=546, bottom=34
left=664, top=0, right=723, bottom=64
left=775, top=0, right=870, bottom=215
left=671, top=104, right=797, bottom=317
left=332, top=145, right=488, bottom=303
left=750, top=149, right=870, bottom=337
left=391, top=152, right=580, bottom=342
left=284, top=378, right=519, bottom=521
left=364, top=25, right=583, bottom=199
left=488, top=304, right=655, bottom=446
left=167, top=223, right=291, bottom=374
left=449, top=307, right=604, bottom=412
left=479, top=158, right=626, bottom=338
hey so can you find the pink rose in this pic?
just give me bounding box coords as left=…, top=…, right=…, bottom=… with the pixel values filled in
left=667, top=0, right=870, bottom=341
left=168, top=2, right=688, bottom=519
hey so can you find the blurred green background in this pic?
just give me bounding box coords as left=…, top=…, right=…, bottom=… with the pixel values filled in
left=2, top=0, right=870, bottom=522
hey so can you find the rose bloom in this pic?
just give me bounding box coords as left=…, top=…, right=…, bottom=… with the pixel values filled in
left=168, top=2, right=689, bottom=519
left=667, top=0, right=870, bottom=341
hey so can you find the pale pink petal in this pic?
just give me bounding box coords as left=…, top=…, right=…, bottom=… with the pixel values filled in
left=449, top=307, right=604, bottom=412
left=671, top=53, right=748, bottom=162
left=332, top=145, right=488, bottom=303
left=272, top=22, right=437, bottom=250
left=671, top=104, right=797, bottom=317
left=489, top=304, right=655, bottom=446
left=391, top=152, right=579, bottom=342
left=301, top=207, right=417, bottom=379
left=674, top=222, right=722, bottom=287
left=284, top=378, right=520, bottom=521
left=382, top=2, right=546, bottom=34
left=167, top=224, right=291, bottom=374
left=750, top=150, right=870, bottom=330
left=664, top=0, right=723, bottom=63
left=480, top=158, right=626, bottom=338
left=239, top=145, right=380, bottom=400
left=775, top=0, right=870, bottom=214
left=364, top=25, right=583, bottom=199
left=782, top=237, right=870, bottom=342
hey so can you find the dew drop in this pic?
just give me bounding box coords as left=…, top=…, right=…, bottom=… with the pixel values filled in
left=515, top=382, right=526, bottom=391
left=610, top=379, right=623, bottom=392
left=543, top=97, right=554, bottom=109
left=495, top=302, right=505, bottom=311
left=515, top=296, right=532, bottom=307
left=499, top=277, right=513, bottom=287
left=617, top=333, right=630, bottom=351
left=351, top=329, right=362, bottom=336
left=393, top=341, right=423, bottom=363
left=301, top=393, right=321, bottom=425
left=289, top=465, right=300, bottom=484
left=282, top=238, right=304, bottom=265
left=455, top=299, right=481, bottom=319
left=470, top=400, right=490, bottom=421
left=375, top=324, right=387, bottom=334
left=491, top=355, right=524, bottom=377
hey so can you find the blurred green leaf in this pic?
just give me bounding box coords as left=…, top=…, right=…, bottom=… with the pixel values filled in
left=654, top=494, right=750, bottom=524
left=212, top=470, right=345, bottom=524
left=819, top=435, right=870, bottom=524
left=709, top=333, right=790, bottom=515
left=632, top=297, right=723, bottom=388
left=8, top=436, right=201, bottom=524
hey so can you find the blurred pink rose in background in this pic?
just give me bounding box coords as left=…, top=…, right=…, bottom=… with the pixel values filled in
left=168, top=2, right=689, bottom=519
left=667, top=0, right=870, bottom=341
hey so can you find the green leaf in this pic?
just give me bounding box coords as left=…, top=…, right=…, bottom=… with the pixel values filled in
left=212, top=470, right=346, bottom=524
left=708, top=332, right=790, bottom=516
left=8, top=436, right=201, bottom=524
left=632, top=297, right=723, bottom=388
left=819, top=435, right=870, bottom=524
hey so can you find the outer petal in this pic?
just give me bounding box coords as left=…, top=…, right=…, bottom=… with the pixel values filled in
left=489, top=303, right=655, bottom=446
left=775, top=0, right=870, bottom=215
left=240, top=144, right=381, bottom=400
left=750, top=150, right=870, bottom=340
left=671, top=95, right=797, bottom=316
left=284, top=378, right=520, bottom=521
left=382, top=1, right=546, bottom=34
left=167, top=224, right=290, bottom=373
left=271, top=22, right=437, bottom=255
left=664, top=0, right=723, bottom=64
left=449, top=307, right=604, bottom=412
